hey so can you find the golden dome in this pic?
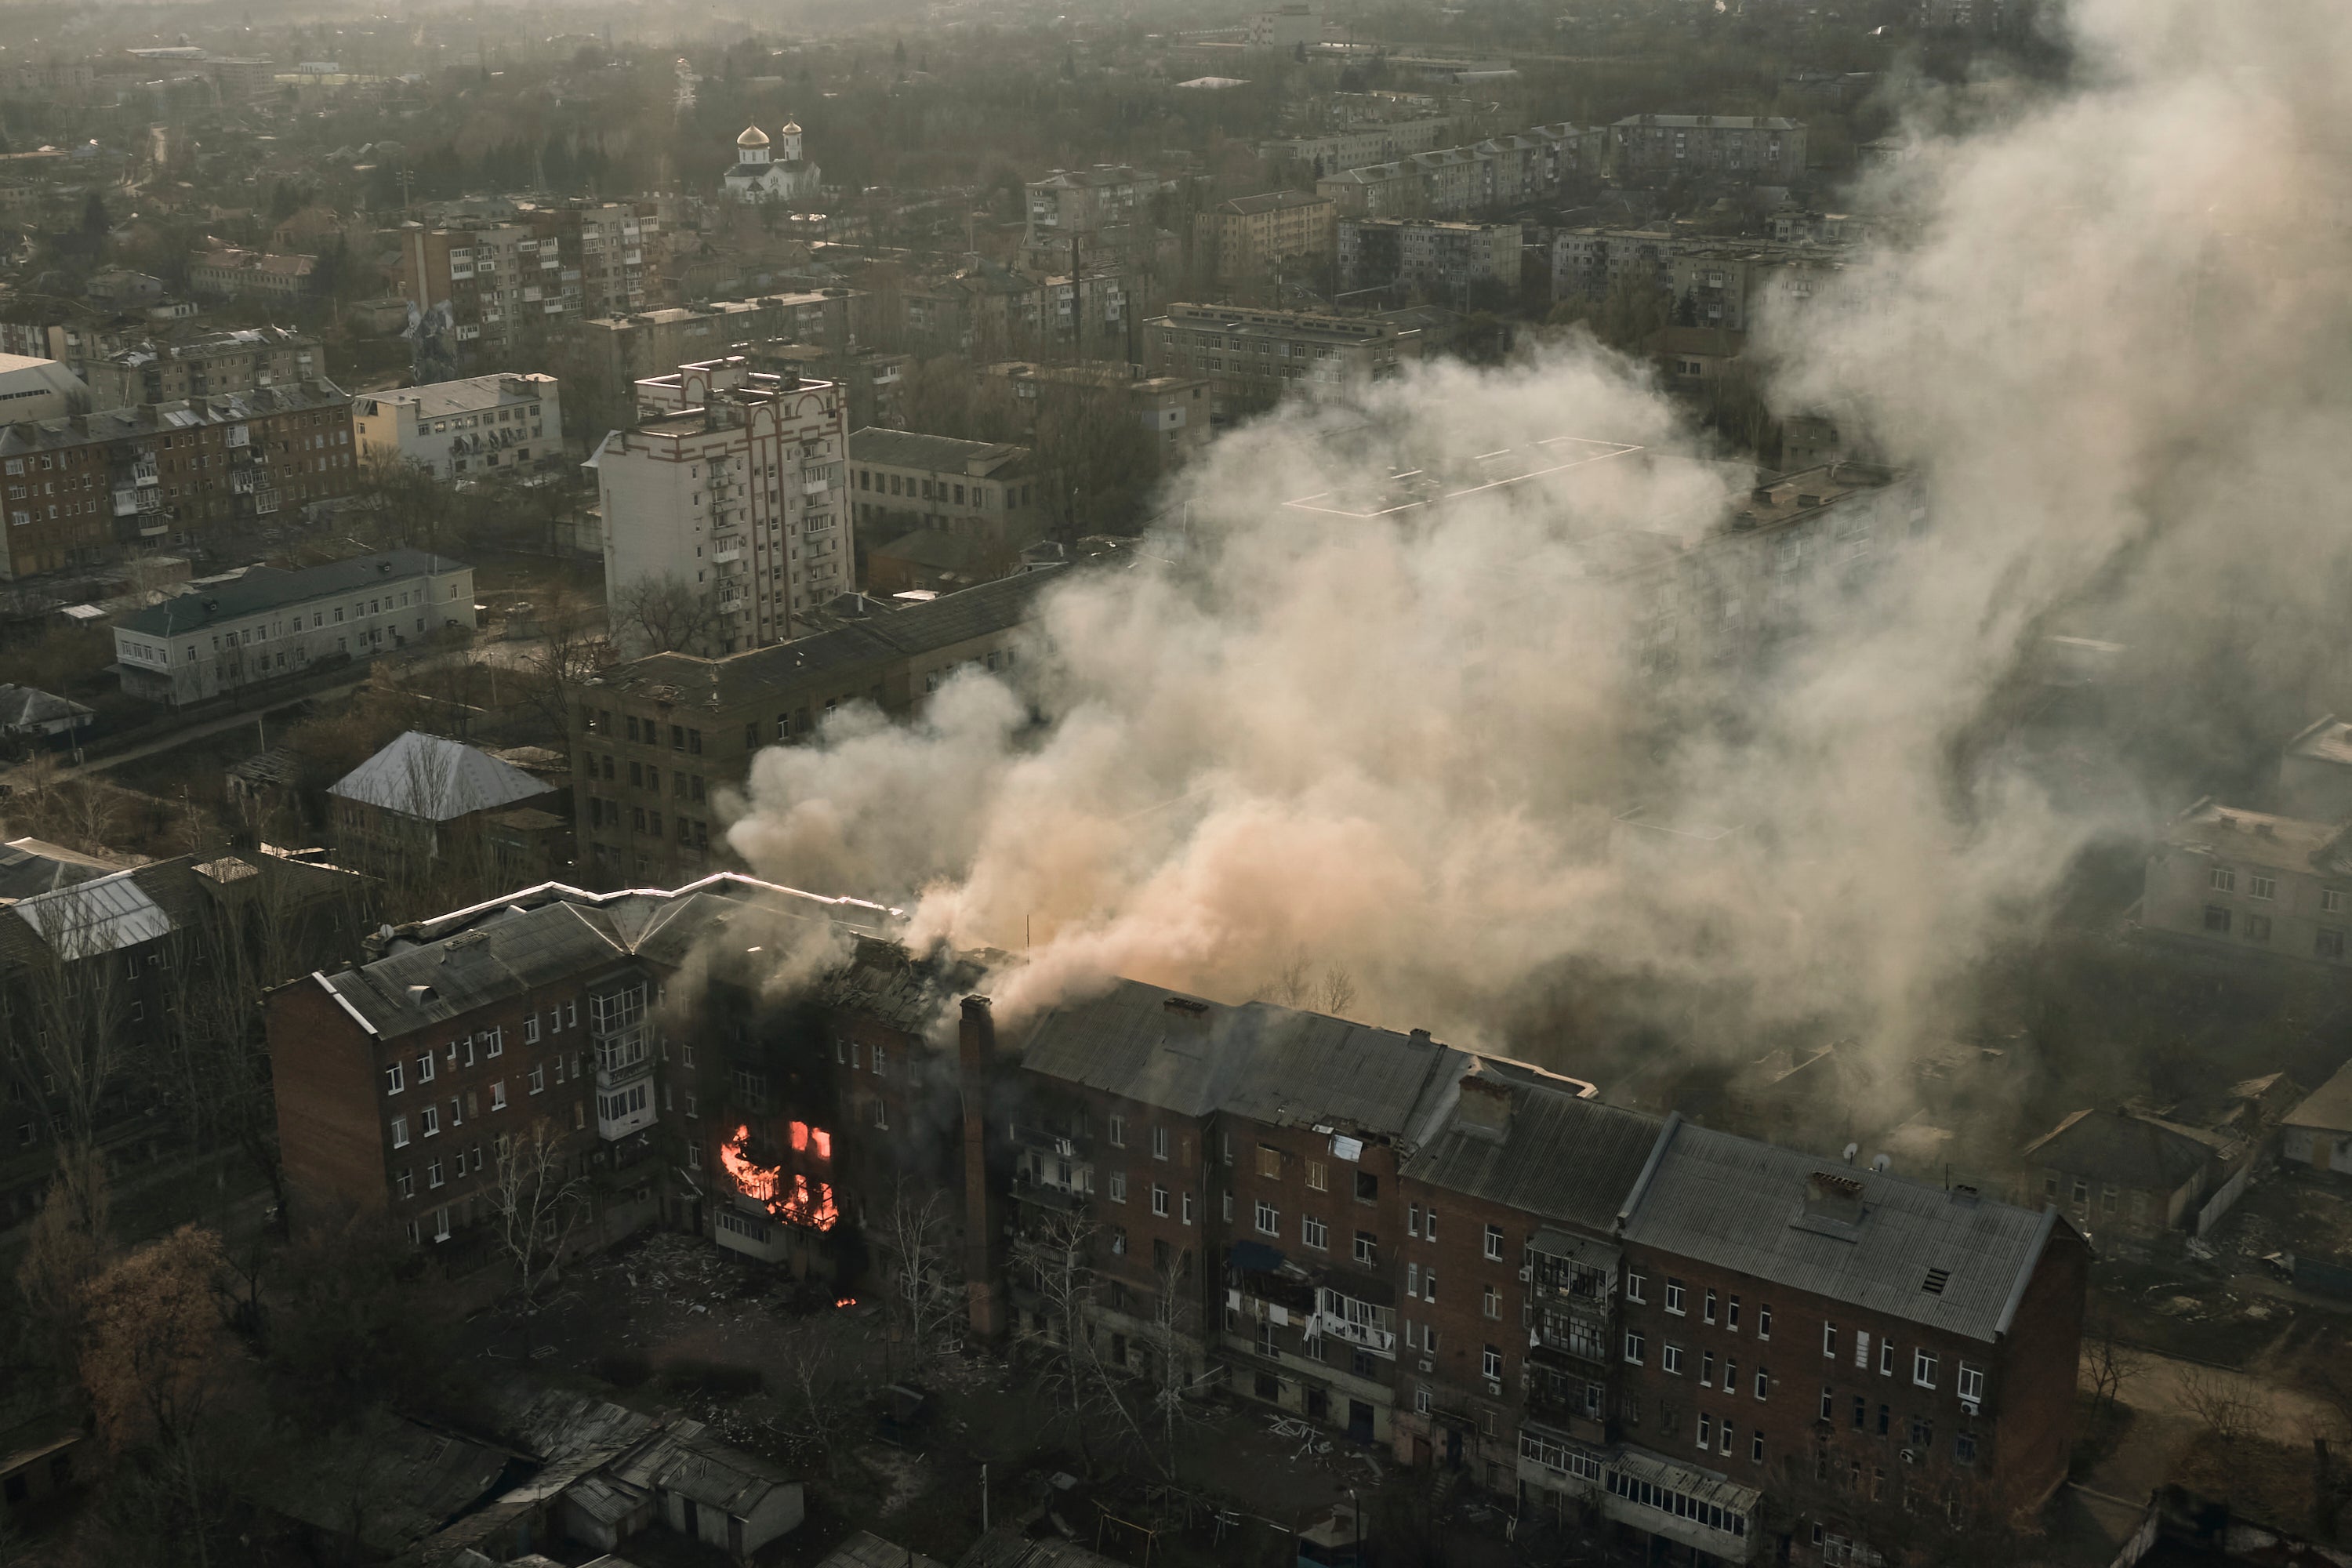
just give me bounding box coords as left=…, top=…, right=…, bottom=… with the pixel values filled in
left=736, top=125, right=771, bottom=148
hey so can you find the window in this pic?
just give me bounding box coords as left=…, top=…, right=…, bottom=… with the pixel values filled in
left=1880, top=1340, right=1894, bottom=1377
left=1255, top=1200, right=1279, bottom=1236
left=1257, top=1144, right=1281, bottom=1178
left=491, top=1080, right=507, bottom=1110
left=2248, top=914, right=2273, bottom=942
left=2209, top=866, right=2235, bottom=891
left=1704, top=1288, right=1719, bottom=1324
left=1182, top=1192, right=1195, bottom=1225
left=1408, top=1204, right=1421, bottom=1237
left=1151, top=1184, right=1170, bottom=1217
left=1758, top=1304, right=1771, bottom=1339
left=390, top=1116, right=409, bottom=1148
left=1627, top=1272, right=1648, bottom=1304
left=1624, top=1330, right=1646, bottom=1365
left=1355, top=1171, right=1377, bottom=1202
left=1728, top=1296, right=1740, bottom=1332
left=872, top=1044, right=886, bottom=1075
left=1109, top=1115, right=1126, bottom=1146
left=1752, top=1431, right=1766, bottom=1464
left=524, top=1015, right=540, bottom=1044
left=1914, top=1349, right=1938, bottom=1388
left=416, top=1053, right=436, bottom=1084
left=1665, top=1279, right=1686, bottom=1316
left=1354, top=1231, right=1377, bottom=1266
left=1853, top=1395, right=1867, bottom=1429
left=2323, top=928, right=2347, bottom=960
left=1152, top=1126, right=1169, bottom=1160
left=1697, top=1413, right=1713, bottom=1450
left=1483, top=1345, right=1503, bottom=1381
left=1663, top=1345, right=1684, bottom=1375
left=1305, top=1159, right=1327, bottom=1191
left=1823, top=1322, right=1837, bottom=1357
left=1755, top=1367, right=1769, bottom=1399
left=1483, top=1284, right=1501, bottom=1319
left=394, top=1167, right=414, bottom=1199
left=1856, top=1330, right=1871, bottom=1368
left=2252, top=875, right=2276, bottom=899
left=1820, top=1387, right=1835, bottom=1421
left=1424, top=1208, right=1436, bottom=1243
left=1109, top=1171, right=1127, bottom=1203
left=2326, top=890, right=2346, bottom=915
left=1302, top=1214, right=1328, bottom=1249
left=420, top=1106, right=440, bottom=1137
left=1484, top=1223, right=1504, bottom=1261
left=384, top=1062, right=405, bottom=1095
left=427, top=1158, right=445, bottom=1189
left=1955, top=1432, right=1977, bottom=1465
left=871, top=1099, right=889, bottom=1130
left=2204, top=905, right=2232, bottom=934
left=1911, top=1415, right=1934, bottom=1447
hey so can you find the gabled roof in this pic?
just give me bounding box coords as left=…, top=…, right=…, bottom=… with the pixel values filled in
left=9, top=867, right=174, bottom=956
left=606, top=1418, right=793, bottom=1516
left=0, top=684, right=94, bottom=728
left=1620, top=1119, right=2069, bottom=1344
left=0, top=837, right=125, bottom=901
left=328, top=731, right=556, bottom=821
left=2285, top=1058, right=2352, bottom=1134
left=2020, top=1108, right=2221, bottom=1190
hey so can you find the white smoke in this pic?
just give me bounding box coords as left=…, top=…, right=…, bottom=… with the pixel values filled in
left=728, top=0, right=2352, bottom=1070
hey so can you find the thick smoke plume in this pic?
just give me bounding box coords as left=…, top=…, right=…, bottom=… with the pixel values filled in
left=730, top=0, right=2352, bottom=1069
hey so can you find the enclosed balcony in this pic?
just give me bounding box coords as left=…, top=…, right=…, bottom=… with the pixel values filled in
left=588, top=982, right=652, bottom=1091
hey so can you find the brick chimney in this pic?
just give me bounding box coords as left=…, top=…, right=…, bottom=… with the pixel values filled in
left=959, top=995, right=1007, bottom=1341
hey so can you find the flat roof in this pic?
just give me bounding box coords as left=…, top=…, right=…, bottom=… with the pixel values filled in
left=1283, top=435, right=1644, bottom=519
left=2164, top=799, right=2349, bottom=875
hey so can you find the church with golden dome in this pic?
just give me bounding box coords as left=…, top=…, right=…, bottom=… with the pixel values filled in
left=723, top=122, right=821, bottom=205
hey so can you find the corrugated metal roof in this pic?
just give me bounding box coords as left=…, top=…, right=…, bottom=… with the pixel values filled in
left=328, top=731, right=556, bottom=821
left=9, top=869, right=173, bottom=955
left=1620, top=1121, right=2060, bottom=1345
left=822, top=1530, right=947, bottom=1568
left=117, top=547, right=466, bottom=638
left=1014, top=982, right=1463, bottom=1138
left=1400, top=1066, right=1664, bottom=1233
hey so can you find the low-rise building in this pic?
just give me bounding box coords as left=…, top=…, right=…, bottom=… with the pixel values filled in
left=2140, top=800, right=2352, bottom=964
left=82, top=327, right=322, bottom=409
left=1193, top=191, right=1338, bottom=291
left=111, top=547, right=474, bottom=706
left=2283, top=1060, right=2352, bottom=1176
left=977, top=361, right=1211, bottom=471
left=2018, top=1109, right=2226, bottom=1243
left=1144, top=302, right=1424, bottom=419
left=2279, top=716, right=2352, bottom=823
left=1610, top=114, right=1807, bottom=185
left=327, top=730, right=568, bottom=884
left=0, top=354, right=90, bottom=423
left=187, top=247, right=320, bottom=302
left=1264, top=118, right=1460, bottom=177
left=1339, top=217, right=1520, bottom=299
left=568, top=568, right=1059, bottom=888
left=353, top=372, right=561, bottom=482
left=848, top=428, right=1044, bottom=576
left=0, top=379, right=358, bottom=580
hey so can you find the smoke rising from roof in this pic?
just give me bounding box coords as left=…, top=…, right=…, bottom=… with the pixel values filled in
left=726, top=0, right=2352, bottom=1068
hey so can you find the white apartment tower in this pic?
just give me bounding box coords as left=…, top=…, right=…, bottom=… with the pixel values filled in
left=586, top=358, right=851, bottom=656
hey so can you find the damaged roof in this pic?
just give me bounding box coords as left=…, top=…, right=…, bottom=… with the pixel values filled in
left=1400, top=1060, right=1665, bottom=1235
left=1014, top=982, right=1468, bottom=1139
left=605, top=1417, right=794, bottom=1518
left=1620, top=1119, right=2071, bottom=1345
left=311, top=875, right=900, bottom=1038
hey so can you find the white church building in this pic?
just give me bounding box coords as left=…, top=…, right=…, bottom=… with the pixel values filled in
left=723, top=123, right=821, bottom=205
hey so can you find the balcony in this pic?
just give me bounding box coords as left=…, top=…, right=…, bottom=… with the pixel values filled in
left=594, top=1080, right=656, bottom=1142
left=112, top=489, right=139, bottom=518
left=224, top=423, right=249, bottom=448
left=589, top=984, right=652, bottom=1091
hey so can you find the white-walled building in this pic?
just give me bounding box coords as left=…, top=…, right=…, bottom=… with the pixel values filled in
left=586, top=358, right=851, bottom=656
left=0, top=354, right=89, bottom=423
left=353, top=373, right=562, bottom=481
left=722, top=123, right=822, bottom=206
left=112, top=549, right=475, bottom=706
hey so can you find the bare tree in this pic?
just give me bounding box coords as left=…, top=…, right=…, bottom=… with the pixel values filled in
left=1318, top=965, right=1357, bottom=1017
left=14, top=1144, right=110, bottom=1374
left=1030, top=380, right=1158, bottom=542
left=509, top=582, right=612, bottom=741
left=2179, top=1364, right=2263, bottom=1449
left=878, top=1177, right=962, bottom=1369
left=2082, top=1314, right=2143, bottom=1419
left=491, top=1117, right=592, bottom=1299
left=608, top=572, right=725, bottom=657
left=1142, top=1245, right=1214, bottom=1483
left=20, top=893, right=132, bottom=1163
left=774, top=1327, right=862, bottom=1481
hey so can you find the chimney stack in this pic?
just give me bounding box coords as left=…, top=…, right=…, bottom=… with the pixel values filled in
left=958, top=995, right=1007, bottom=1342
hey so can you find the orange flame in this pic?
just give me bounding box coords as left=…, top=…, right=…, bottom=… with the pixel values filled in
left=811, top=1127, right=832, bottom=1160
left=834, top=1296, right=857, bottom=1308
left=716, top=1124, right=838, bottom=1231
left=789, top=1120, right=808, bottom=1152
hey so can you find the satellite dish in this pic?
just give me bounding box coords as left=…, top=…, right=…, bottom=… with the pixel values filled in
left=1871, top=1153, right=1892, bottom=1173
left=1842, top=1142, right=1859, bottom=1164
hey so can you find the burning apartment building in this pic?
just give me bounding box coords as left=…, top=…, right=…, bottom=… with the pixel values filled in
left=267, top=877, right=2086, bottom=1566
